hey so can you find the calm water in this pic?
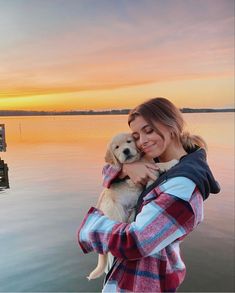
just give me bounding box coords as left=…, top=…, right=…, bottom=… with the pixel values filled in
left=0, top=114, right=234, bottom=292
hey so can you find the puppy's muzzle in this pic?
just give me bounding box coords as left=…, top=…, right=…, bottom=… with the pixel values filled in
left=123, top=148, right=131, bottom=156
left=122, top=148, right=136, bottom=162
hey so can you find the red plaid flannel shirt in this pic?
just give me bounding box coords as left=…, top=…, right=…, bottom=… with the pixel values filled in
left=78, top=164, right=203, bottom=292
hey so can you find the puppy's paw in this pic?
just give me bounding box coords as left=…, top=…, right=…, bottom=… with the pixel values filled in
left=146, top=179, right=155, bottom=188
left=126, top=179, right=136, bottom=188
left=87, top=268, right=104, bottom=280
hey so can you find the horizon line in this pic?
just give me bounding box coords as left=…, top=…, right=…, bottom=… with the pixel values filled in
left=0, top=107, right=234, bottom=117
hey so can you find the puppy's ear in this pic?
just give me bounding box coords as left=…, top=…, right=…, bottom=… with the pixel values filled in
left=104, top=147, right=119, bottom=166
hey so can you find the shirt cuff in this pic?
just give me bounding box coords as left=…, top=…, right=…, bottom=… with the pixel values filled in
left=103, top=165, right=122, bottom=188
left=77, top=207, right=104, bottom=253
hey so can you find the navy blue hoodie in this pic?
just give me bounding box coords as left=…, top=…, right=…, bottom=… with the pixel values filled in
left=135, top=148, right=220, bottom=216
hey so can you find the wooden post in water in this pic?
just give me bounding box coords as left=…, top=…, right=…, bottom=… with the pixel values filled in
left=0, top=124, right=7, bottom=152
left=0, top=124, right=9, bottom=189
left=0, top=159, right=9, bottom=189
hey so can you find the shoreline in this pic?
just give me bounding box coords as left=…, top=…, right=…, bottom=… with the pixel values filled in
left=0, top=108, right=234, bottom=117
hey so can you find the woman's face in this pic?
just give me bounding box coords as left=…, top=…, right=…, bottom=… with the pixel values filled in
left=130, top=115, right=172, bottom=159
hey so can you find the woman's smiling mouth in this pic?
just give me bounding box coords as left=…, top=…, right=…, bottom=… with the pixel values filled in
left=142, top=144, right=155, bottom=153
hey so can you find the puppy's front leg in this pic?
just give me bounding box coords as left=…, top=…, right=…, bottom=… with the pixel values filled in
left=87, top=254, right=108, bottom=280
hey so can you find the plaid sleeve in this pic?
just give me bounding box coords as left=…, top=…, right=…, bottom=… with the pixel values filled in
left=78, top=189, right=198, bottom=260
left=78, top=207, right=116, bottom=254
left=102, top=164, right=122, bottom=188
left=108, top=191, right=196, bottom=259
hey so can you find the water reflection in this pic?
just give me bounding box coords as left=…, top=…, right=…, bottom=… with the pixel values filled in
left=0, top=123, right=7, bottom=151
left=0, top=114, right=233, bottom=292
left=0, top=159, right=9, bottom=190
left=0, top=123, right=10, bottom=191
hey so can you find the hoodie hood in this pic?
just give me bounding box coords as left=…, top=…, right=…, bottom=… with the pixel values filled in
left=134, top=148, right=220, bottom=219
left=165, top=148, right=220, bottom=200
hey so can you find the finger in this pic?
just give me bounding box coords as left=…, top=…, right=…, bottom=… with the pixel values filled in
left=133, top=176, right=147, bottom=187
left=137, top=182, right=145, bottom=188
left=147, top=166, right=160, bottom=172
left=145, top=163, right=159, bottom=170
left=133, top=180, right=144, bottom=188
left=147, top=171, right=158, bottom=181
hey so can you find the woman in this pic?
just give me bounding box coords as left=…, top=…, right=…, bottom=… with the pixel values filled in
left=78, top=97, right=220, bottom=292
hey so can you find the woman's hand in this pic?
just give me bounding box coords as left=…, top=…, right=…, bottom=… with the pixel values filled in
left=121, top=161, right=159, bottom=187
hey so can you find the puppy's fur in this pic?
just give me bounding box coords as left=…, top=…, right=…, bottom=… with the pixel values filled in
left=87, top=133, right=178, bottom=280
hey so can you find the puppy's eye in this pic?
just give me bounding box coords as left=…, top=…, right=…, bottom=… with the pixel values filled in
left=115, top=145, right=119, bottom=149
left=127, top=140, right=132, bottom=143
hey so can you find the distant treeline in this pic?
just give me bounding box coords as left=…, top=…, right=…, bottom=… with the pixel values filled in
left=0, top=108, right=234, bottom=116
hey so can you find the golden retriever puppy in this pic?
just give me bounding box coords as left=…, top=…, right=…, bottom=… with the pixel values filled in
left=87, top=133, right=178, bottom=280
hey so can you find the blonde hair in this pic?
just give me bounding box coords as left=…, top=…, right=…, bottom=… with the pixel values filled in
left=128, top=97, right=207, bottom=152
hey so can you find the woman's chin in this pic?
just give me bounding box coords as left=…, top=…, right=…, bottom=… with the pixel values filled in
left=144, top=151, right=159, bottom=159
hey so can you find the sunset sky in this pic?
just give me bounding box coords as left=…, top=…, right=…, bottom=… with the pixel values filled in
left=0, top=0, right=234, bottom=111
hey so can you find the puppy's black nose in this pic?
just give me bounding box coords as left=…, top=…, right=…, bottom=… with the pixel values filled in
left=123, top=148, right=130, bottom=155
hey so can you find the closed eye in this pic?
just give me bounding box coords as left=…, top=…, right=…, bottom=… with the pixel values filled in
left=145, top=129, right=153, bottom=134
left=143, top=126, right=154, bottom=134
left=132, top=134, right=139, bottom=141
left=127, top=140, right=132, bottom=143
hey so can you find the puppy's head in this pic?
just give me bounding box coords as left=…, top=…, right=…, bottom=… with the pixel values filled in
left=105, top=133, right=141, bottom=166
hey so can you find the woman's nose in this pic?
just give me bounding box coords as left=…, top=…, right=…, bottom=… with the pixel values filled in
left=139, top=133, right=148, bottom=145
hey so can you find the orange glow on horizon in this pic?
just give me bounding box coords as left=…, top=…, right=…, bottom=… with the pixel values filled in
left=0, top=76, right=234, bottom=111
